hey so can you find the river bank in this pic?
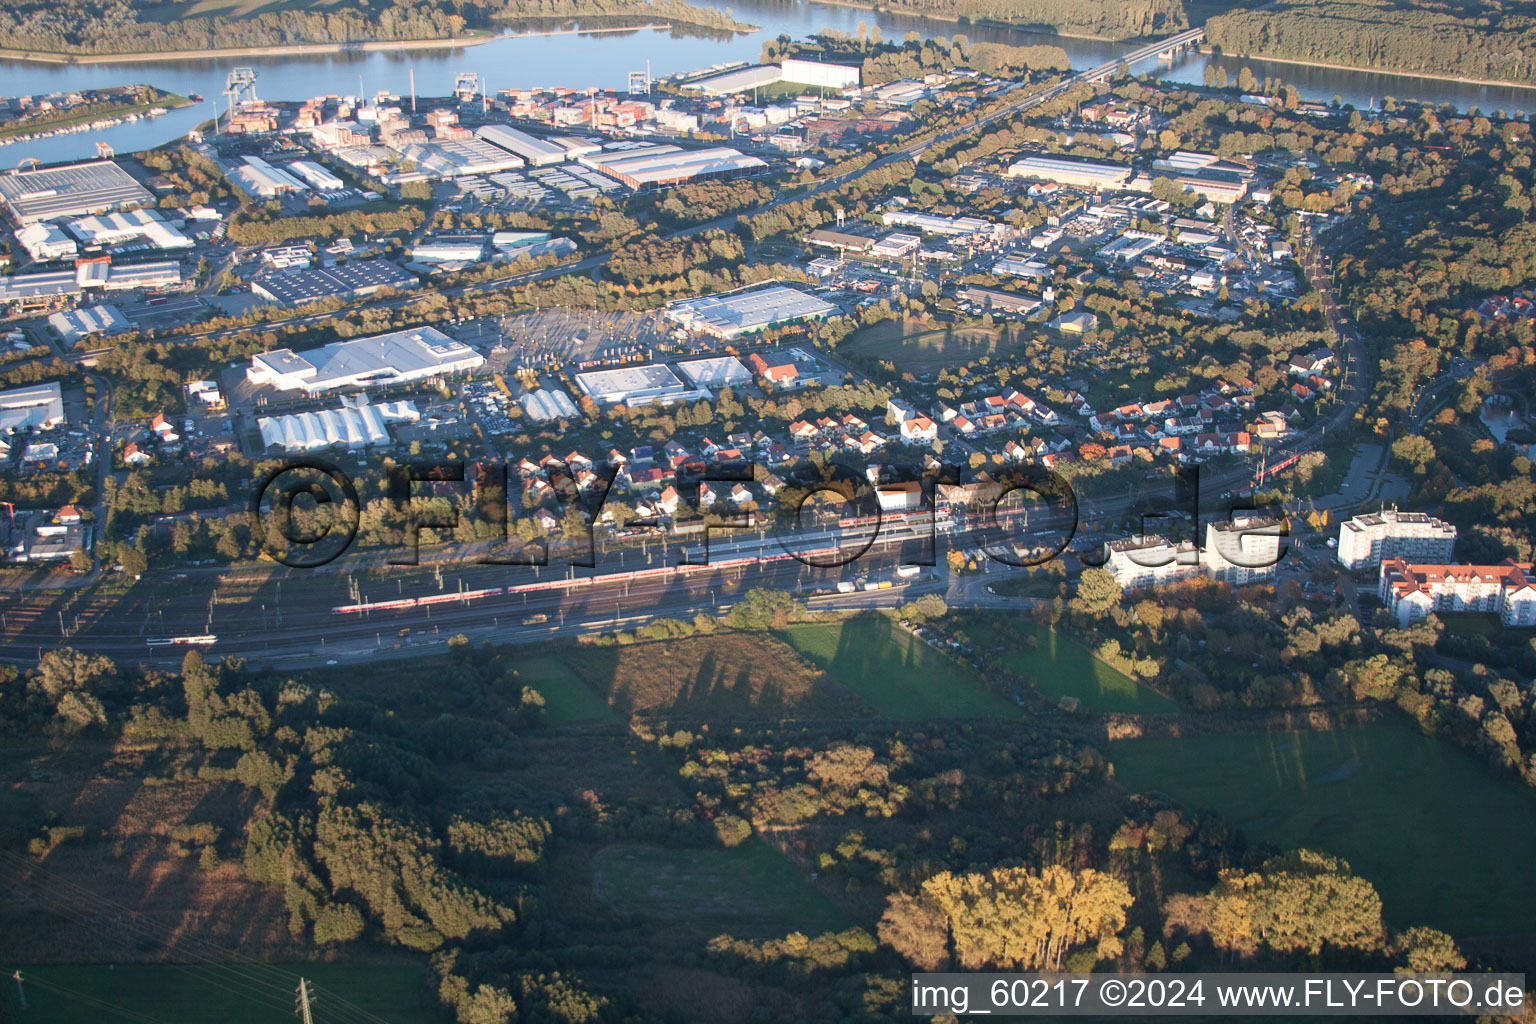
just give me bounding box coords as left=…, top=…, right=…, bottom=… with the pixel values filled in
left=0, top=33, right=501, bottom=67
left=803, top=0, right=1165, bottom=44
left=1209, top=46, right=1536, bottom=94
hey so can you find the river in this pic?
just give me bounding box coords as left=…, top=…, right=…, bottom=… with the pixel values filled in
left=4, top=0, right=1536, bottom=168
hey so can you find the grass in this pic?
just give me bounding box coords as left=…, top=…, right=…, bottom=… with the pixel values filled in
left=1109, top=723, right=1536, bottom=938
left=0, top=963, right=434, bottom=1023
left=515, top=653, right=622, bottom=726
left=955, top=614, right=1178, bottom=715
left=838, top=320, right=1035, bottom=376
left=591, top=840, right=849, bottom=940
left=777, top=615, right=1026, bottom=720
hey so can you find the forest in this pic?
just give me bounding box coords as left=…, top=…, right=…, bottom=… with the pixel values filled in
left=0, top=0, right=751, bottom=56
left=1207, top=0, right=1536, bottom=86
left=833, top=0, right=1186, bottom=41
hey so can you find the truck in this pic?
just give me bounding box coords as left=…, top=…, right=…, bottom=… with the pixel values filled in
left=863, top=582, right=881, bottom=591
left=836, top=581, right=857, bottom=594
left=895, top=566, right=921, bottom=579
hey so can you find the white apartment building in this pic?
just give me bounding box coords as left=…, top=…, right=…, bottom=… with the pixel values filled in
left=1104, top=535, right=1203, bottom=589
left=1204, top=515, right=1286, bottom=584
left=1379, top=558, right=1536, bottom=628
left=1337, top=509, right=1457, bottom=570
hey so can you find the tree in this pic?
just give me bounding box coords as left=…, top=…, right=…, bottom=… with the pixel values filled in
left=1391, top=434, right=1436, bottom=473
left=1393, top=927, right=1465, bottom=973
left=1071, top=568, right=1121, bottom=618
left=68, top=549, right=92, bottom=573
left=118, top=544, right=148, bottom=578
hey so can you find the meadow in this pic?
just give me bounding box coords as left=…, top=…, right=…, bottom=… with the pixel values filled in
left=1110, top=723, right=1536, bottom=938
left=0, top=962, right=435, bottom=1023
left=954, top=614, right=1179, bottom=715
left=777, top=615, right=1027, bottom=720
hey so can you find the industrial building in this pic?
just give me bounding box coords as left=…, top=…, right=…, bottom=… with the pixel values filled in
left=993, top=256, right=1050, bottom=279
left=573, top=364, right=710, bottom=407
left=0, top=269, right=80, bottom=304
left=411, top=236, right=487, bottom=263
left=663, top=285, right=839, bottom=339
left=781, top=58, right=860, bottom=89
left=958, top=286, right=1041, bottom=316
left=257, top=400, right=418, bottom=452
left=68, top=208, right=192, bottom=250
left=677, top=356, right=752, bottom=389
left=48, top=304, right=129, bottom=346
left=1337, top=509, right=1457, bottom=570
left=684, top=64, right=784, bottom=96
left=0, top=160, right=154, bottom=225
left=476, top=125, right=567, bottom=167
left=521, top=388, right=581, bottom=422
left=0, top=381, right=65, bottom=433
left=16, top=223, right=77, bottom=261
left=577, top=145, right=766, bottom=190
left=396, top=139, right=524, bottom=180
left=251, top=259, right=417, bottom=306
left=288, top=160, right=345, bottom=191
left=230, top=155, right=309, bottom=197
left=246, top=326, right=484, bottom=394
left=1007, top=155, right=1133, bottom=190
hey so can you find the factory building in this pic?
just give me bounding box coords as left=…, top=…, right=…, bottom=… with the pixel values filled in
left=68, top=208, right=193, bottom=250
left=288, top=160, right=346, bottom=191
left=0, top=381, right=65, bottom=433
left=663, top=284, right=840, bottom=339
left=676, top=356, right=752, bottom=390
left=1337, top=509, right=1457, bottom=570
left=684, top=64, right=784, bottom=96
left=247, top=326, right=484, bottom=394
left=16, top=224, right=78, bottom=261
left=957, top=287, right=1041, bottom=316
left=577, top=144, right=766, bottom=190
left=396, top=139, right=524, bottom=180
left=48, top=304, right=130, bottom=346
left=230, top=155, right=309, bottom=197
left=1007, top=155, right=1133, bottom=191
left=781, top=58, right=861, bottom=89
left=476, top=125, right=568, bottom=167
left=0, top=160, right=154, bottom=225
left=251, top=259, right=417, bottom=306
left=573, top=364, right=710, bottom=407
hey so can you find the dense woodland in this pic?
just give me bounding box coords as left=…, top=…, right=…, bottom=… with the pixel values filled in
left=0, top=0, right=750, bottom=55
left=847, top=0, right=1186, bottom=40
left=1207, top=0, right=1536, bottom=86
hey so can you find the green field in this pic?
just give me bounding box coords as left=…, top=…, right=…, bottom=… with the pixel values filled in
left=1110, top=724, right=1536, bottom=938
left=591, top=840, right=849, bottom=939
left=839, top=320, right=1035, bottom=375
left=0, top=962, right=433, bottom=1023
left=778, top=615, right=1026, bottom=720
left=515, top=653, right=622, bottom=726
left=958, top=615, right=1178, bottom=714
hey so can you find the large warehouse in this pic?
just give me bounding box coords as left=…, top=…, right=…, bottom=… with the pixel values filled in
left=0, top=160, right=154, bottom=225
left=521, top=388, right=581, bottom=422
left=48, top=304, right=130, bottom=346
left=781, top=58, right=861, bottom=89
left=0, top=381, right=65, bottom=433
left=69, top=208, right=193, bottom=250
left=684, top=64, right=784, bottom=96
left=663, top=285, right=840, bottom=339
left=578, top=145, right=766, bottom=190
left=252, top=259, right=418, bottom=306
left=257, top=400, right=418, bottom=452
left=397, top=139, right=524, bottom=180
left=476, top=125, right=567, bottom=167
left=246, top=326, right=484, bottom=394
left=229, top=155, right=309, bottom=197
left=574, top=364, right=711, bottom=407
left=1008, top=155, right=1133, bottom=190
left=677, top=356, right=752, bottom=389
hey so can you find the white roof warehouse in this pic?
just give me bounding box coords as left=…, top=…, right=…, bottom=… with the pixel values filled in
left=664, top=284, right=840, bottom=339
left=578, top=145, right=766, bottom=191
left=246, top=326, right=484, bottom=394
left=0, top=160, right=154, bottom=225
